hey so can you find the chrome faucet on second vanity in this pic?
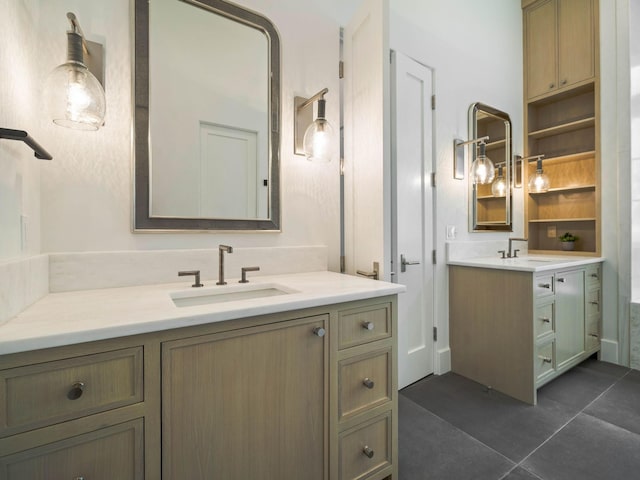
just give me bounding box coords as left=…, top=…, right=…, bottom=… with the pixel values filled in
left=216, top=245, right=233, bottom=285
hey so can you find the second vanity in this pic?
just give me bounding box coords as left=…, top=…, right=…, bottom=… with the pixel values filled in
left=448, top=255, right=603, bottom=405
left=0, top=271, right=403, bottom=480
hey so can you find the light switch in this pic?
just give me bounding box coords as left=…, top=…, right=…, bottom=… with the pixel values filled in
left=446, top=225, right=457, bottom=240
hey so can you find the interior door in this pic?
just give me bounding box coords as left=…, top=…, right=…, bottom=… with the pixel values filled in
left=343, top=0, right=391, bottom=279
left=391, top=51, right=435, bottom=389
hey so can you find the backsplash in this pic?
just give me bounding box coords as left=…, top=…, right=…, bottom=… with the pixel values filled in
left=49, top=245, right=328, bottom=292
left=446, top=240, right=528, bottom=262
left=0, top=255, right=49, bottom=325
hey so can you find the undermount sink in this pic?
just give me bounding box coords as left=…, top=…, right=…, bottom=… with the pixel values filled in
left=171, top=283, right=297, bottom=308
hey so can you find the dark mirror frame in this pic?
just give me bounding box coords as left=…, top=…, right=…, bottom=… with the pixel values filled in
left=133, top=0, right=281, bottom=231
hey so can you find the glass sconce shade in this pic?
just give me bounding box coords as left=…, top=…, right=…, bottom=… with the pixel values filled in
left=471, top=143, right=495, bottom=184
left=45, top=61, right=106, bottom=131
left=303, top=117, right=333, bottom=163
left=491, top=165, right=507, bottom=197
left=528, top=158, right=550, bottom=193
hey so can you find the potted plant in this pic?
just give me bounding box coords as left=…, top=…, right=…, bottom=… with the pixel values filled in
left=559, top=232, right=578, bottom=251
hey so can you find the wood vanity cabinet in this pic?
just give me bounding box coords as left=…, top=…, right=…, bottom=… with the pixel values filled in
left=0, top=295, right=398, bottom=480
left=523, top=0, right=600, bottom=254
left=449, top=263, right=601, bottom=405
left=523, top=0, right=597, bottom=101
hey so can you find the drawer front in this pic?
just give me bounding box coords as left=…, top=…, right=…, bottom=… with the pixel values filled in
left=585, top=315, right=600, bottom=351
left=0, top=347, right=143, bottom=434
left=339, top=349, right=391, bottom=421
left=585, top=264, right=601, bottom=286
left=339, top=412, right=391, bottom=480
left=586, top=288, right=601, bottom=316
left=534, top=302, right=554, bottom=339
left=534, top=274, right=554, bottom=298
left=0, top=419, right=143, bottom=479
left=338, top=303, right=391, bottom=349
left=536, top=341, right=555, bottom=382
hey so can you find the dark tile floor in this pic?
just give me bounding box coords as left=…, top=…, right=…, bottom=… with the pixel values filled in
left=399, top=358, right=640, bottom=480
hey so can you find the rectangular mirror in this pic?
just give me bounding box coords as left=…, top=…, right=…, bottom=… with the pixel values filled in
left=134, top=0, right=281, bottom=231
left=468, top=103, right=513, bottom=232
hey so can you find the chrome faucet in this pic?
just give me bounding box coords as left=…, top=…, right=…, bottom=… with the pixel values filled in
left=216, top=245, right=233, bottom=285
left=507, top=238, right=528, bottom=258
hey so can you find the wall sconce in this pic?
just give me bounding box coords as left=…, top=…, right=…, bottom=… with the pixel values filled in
left=44, top=12, right=105, bottom=131
left=526, top=155, right=549, bottom=193
left=491, top=164, right=507, bottom=197
left=453, top=136, right=495, bottom=184
left=294, top=88, right=333, bottom=162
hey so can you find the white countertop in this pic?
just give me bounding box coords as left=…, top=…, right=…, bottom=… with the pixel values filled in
left=0, top=271, right=405, bottom=356
left=447, top=254, right=603, bottom=272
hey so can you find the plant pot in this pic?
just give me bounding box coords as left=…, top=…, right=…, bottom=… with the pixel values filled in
left=561, top=241, right=575, bottom=251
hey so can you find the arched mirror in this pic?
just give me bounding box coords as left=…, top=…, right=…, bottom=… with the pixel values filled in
left=133, top=0, right=281, bottom=231
left=468, top=103, right=513, bottom=232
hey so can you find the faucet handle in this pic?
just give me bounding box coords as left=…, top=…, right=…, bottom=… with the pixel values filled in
left=239, top=266, right=260, bottom=283
left=498, top=250, right=506, bottom=259
left=178, top=270, right=204, bottom=288
left=513, top=249, right=520, bottom=258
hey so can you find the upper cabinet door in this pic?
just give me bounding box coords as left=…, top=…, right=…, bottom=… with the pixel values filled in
left=525, top=0, right=557, bottom=99
left=524, top=0, right=596, bottom=100
left=557, top=0, right=596, bottom=89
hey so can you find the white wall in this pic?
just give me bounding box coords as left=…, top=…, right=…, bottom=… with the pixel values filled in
left=0, top=0, right=42, bottom=260
left=26, top=0, right=353, bottom=272
left=389, top=0, right=524, bottom=370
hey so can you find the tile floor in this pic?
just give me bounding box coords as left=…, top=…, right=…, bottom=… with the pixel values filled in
left=399, top=358, right=640, bottom=480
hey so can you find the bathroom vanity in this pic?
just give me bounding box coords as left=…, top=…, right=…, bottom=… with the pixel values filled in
left=0, top=272, right=402, bottom=480
left=448, top=255, right=602, bottom=404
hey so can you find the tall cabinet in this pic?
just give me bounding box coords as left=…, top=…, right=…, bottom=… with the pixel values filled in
left=523, top=0, right=600, bottom=254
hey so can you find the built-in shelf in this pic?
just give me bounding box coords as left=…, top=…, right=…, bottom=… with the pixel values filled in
left=529, top=185, right=596, bottom=195
left=531, top=150, right=596, bottom=165
left=528, top=117, right=595, bottom=140
left=529, top=217, right=596, bottom=223
left=476, top=195, right=505, bottom=200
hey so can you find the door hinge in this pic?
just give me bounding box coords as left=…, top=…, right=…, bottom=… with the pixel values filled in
left=433, top=326, right=438, bottom=342
left=432, top=250, right=436, bottom=265
left=431, top=94, right=436, bottom=110
left=431, top=172, right=436, bottom=188
left=339, top=61, right=344, bottom=79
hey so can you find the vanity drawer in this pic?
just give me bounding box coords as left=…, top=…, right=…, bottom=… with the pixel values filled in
left=534, top=302, right=554, bottom=339
left=338, top=303, right=391, bottom=349
left=339, top=348, right=391, bottom=421
left=586, top=288, right=601, bottom=316
left=339, top=412, right=391, bottom=480
left=0, top=347, right=143, bottom=435
left=0, top=419, right=144, bottom=479
left=536, top=341, right=555, bottom=383
left=534, top=274, right=554, bottom=298
left=585, top=264, right=601, bottom=286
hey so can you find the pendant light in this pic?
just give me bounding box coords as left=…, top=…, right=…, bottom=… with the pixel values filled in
left=491, top=164, right=507, bottom=197
left=528, top=156, right=550, bottom=193
left=471, top=141, right=495, bottom=185
left=44, top=13, right=106, bottom=131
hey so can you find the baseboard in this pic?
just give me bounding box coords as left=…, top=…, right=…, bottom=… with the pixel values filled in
left=600, top=338, right=619, bottom=364
left=435, top=346, right=451, bottom=374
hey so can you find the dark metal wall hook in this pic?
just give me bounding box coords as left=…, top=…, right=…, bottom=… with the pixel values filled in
left=0, top=128, right=53, bottom=160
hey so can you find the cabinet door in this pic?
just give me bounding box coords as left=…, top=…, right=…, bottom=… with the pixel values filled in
left=557, top=0, right=595, bottom=89
left=162, top=315, right=328, bottom=480
left=555, top=270, right=585, bottom=367
left=525, top=0, right=557, bottom=99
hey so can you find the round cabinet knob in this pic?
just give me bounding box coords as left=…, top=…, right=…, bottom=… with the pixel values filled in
left=362, top=446, right=375, bottom=458
left=549, top=83, right=555, bottom=89
left=67, top=382, right=85, bottom=400
left=540, top=317, right=551, bottom=324
left=538, top=356, right=552, bottom=364
left=557, top=278, right=565, bottom=283
left=313, top=327, right=326, bottom=337
left=561, top=79, right=567, bottom=85
left=539, top=283, right=551, bottom=289
left=362, top=378, right=375, bottom=389
left=362, top=321, right=375, bottom=331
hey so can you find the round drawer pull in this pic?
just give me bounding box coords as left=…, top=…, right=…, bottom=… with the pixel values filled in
left=538, top=356, right=552, bottom=364
left=362, top=446, right=375, bottom=458
left=362, top=321, right=375, bottom=331
left=362, top=378, right=375, bottom=389
left=590, top=273, right=599, bottom=278
left=588, top=333, right=599, bottom=338
left=557, top=278, right=565, bottom=283
left=549, top=83, right=555, bottom=89
left=67, top=382, right=85, bottom=400
left=313, top=327, right=326, bottom=337
left=589, top=301, right=599, bottom=306
left=538, top=283, right=551, bottom=289
left=540, top=317, right=551, bottom=323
